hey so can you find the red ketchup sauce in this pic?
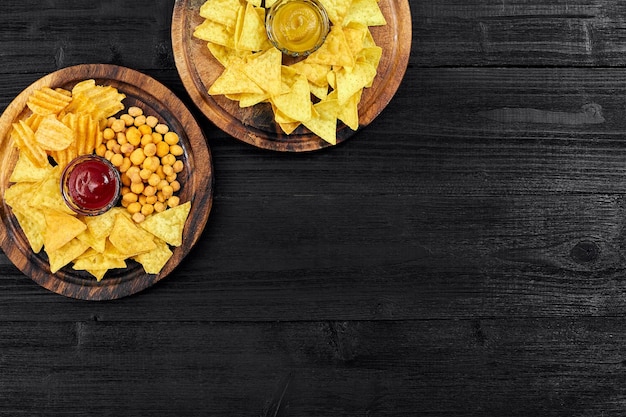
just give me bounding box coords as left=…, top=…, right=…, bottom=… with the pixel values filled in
left=62, top=155, right=120, bottom=215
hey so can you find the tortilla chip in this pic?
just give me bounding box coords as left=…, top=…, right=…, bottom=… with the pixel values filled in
left=139, top=201, right=191, bottom=247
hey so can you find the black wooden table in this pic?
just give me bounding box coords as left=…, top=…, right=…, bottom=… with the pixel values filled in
left=2, top=1, right=624, bottom=416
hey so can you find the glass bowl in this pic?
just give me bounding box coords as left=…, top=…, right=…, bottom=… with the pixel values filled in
left=266, top=0, right=330, bottom=57
left=61, top=154, right=121, bottom=216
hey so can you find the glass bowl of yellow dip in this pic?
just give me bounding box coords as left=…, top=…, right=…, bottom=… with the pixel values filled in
left=266, top=0, right=330, bottom=57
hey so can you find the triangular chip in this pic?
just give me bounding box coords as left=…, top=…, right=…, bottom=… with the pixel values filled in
left=199, top=0, right=241, bottom=29
left=133, top=237, right=174, bottom=274
left=139, top=201, right=191, bottom=247
left=306, top=26, right=355, bottom=68
left=236, top=3, right=270, bottom=52
left=209, top=61, right=265, bottom=95
left=9, top=152, right=54, bottom=183
left=43, top=210, right=87, bottom=253
left=343, top=0, right=386, bottom=26
left=193, top=19, right=236, bottom=49
left=271, top=74, right=312, bottom=122
left=302, top=99, right=339, bottom=145
left=335, top=61, right=377, bottom=105
left=242, top=48, right=283, bottom=96
left=47, top=238, right=89, bottom=274
left=13, top=207, right=46, bottom=253
left=108, top=213, right=157, bottom=257
left=318, top=0, right=353, bottom=26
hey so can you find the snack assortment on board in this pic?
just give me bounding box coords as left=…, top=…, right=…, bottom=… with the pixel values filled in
left=193, top=0, right=386, bottom=145
left=4, top=81, right=192, bottom=280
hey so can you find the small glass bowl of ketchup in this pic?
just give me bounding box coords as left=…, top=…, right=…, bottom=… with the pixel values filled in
left=61, top=155, right=121, bottom=216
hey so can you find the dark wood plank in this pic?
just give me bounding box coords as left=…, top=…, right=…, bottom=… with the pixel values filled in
left=1, top=318, right=626, bottom=416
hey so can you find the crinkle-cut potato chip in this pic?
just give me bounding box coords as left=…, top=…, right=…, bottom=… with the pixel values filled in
left=35, top=115, right=75, bottom=151
left=11, top=120, right=48, bottom=168
left=43, top=210, right=87, bottom=253
left=9, top=152, right=53, bottom=183
left=133, top=237, right=173, bottom=275
left=26, top=86, right=72, bottom=116
left=66, top=81, right=125, bottom=122
left=139, top=201, right=191, bottom=247
left=109, top=213, right=157, bottom=258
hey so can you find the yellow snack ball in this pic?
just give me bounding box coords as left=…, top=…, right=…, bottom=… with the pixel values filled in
left=103, top=128, right=115, bottom=140
left=167, top=196, right=180, bottom=208
left=142, top=156, right=160, bottom=172
left=132, top=212, right=146, bottom=223
left=122, top=192, right=138, bottom=204
left=161, top=154, right=176, bottom=166
left=127, top=202, right=142, bottom=215
left=130, top=181, right=144, bottom=195
left=156, top=141, right=169, bottom=157
left=148, top=173, right=161, bottom=187
left=138, top=124, right=152, bottom=136
left=110, top=153, right=124, bottom=167
left=130, top=148, right=146, bottom=166
left=172, top=160, right=184, bottom=173
left=170, top=144, right=184, bottom=156
left=128, top=106, right=143, bottom=117
left=154, top=201, right=166, bottom=213
left=120, top=113, right=134, bottom=126
left=126, top=126, right=142, bottom=146
left=146, top=115, right=159, bottom=128
left=141, top=204, right=154, bottom=216
left=111, top=119, right=125, bottom=133
left=119, top=157, right=132, bottom=173
left=164, top=132, right=179, bottom=145
left=144, top=142, right=157, bottom=157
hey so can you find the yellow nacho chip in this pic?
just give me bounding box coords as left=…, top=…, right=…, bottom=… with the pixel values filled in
left=13, top=207, right=46, bottom=253
left=108, top=213, right=157, bottom=257
left=43, top=210, right=87, bottom=253
left=199, top=0, right=241, bottom=29
left=306, top=26, right=355, bottom=68
left=47, top=238, right=89, bottom=274
left=139, top=201, right=191, bottom=247
left=236, top=3, right=270, bottom=52
left=209, top=60, right=266, bottom=95
left=133, top=237, right=173, bottom=275
left=302, top=99, right=339, bottom=145
left=343, top=0, right=387, bottom=26
left=9, top=152, right=54, bottom=183
left=271, top=74, right=312, bottom=122
left=194, top=19, right=236, bottom=49
left=242, top=47, right=283, bottom=96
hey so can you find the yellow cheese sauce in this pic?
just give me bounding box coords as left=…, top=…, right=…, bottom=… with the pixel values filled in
left=267, top=0, right=329, bottom=55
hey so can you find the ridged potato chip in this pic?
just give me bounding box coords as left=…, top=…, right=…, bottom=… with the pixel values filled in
left=26, top=86, right=72, bottom=116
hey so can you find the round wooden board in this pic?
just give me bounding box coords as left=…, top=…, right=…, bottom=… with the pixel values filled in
left=172, top=0, right=412, bottom=152
left=0, top=64, right=214, bottom=300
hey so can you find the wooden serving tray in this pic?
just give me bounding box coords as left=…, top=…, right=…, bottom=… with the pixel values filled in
left=0, top=64, right=214, bottom=300
left=172, top=0, right=412, bottom=152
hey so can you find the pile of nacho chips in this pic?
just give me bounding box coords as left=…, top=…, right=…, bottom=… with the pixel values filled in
left=193, top=0, right=386, bottom=145
left=4, top=82, right=193, bottom=281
